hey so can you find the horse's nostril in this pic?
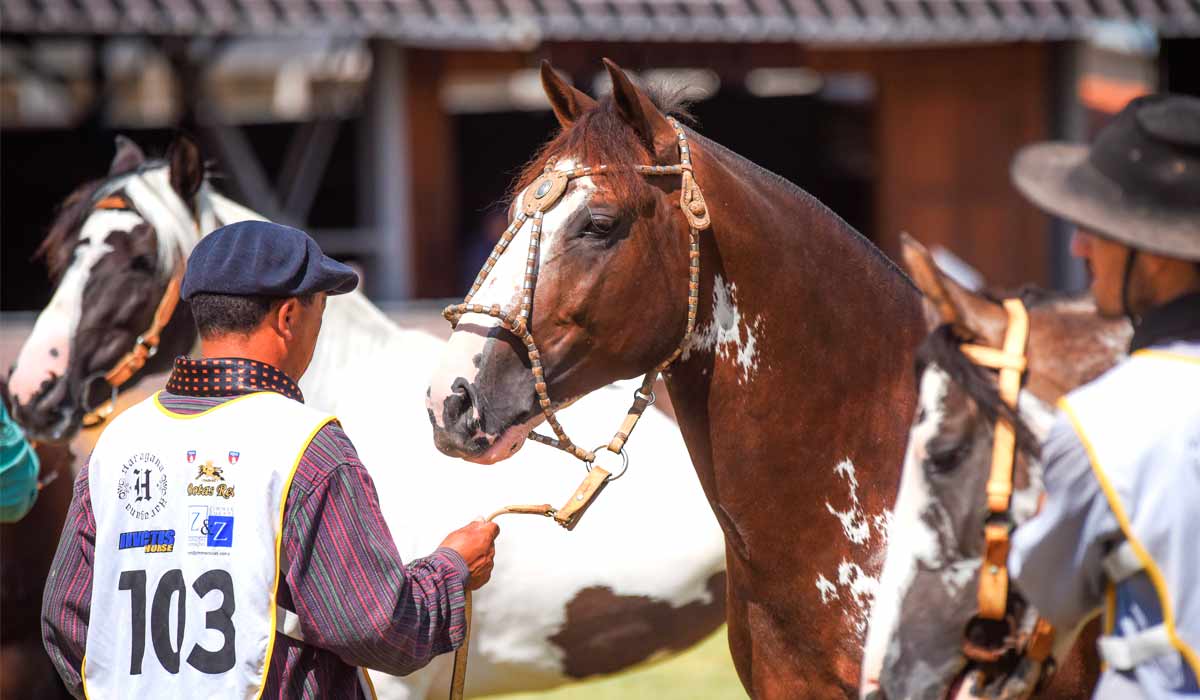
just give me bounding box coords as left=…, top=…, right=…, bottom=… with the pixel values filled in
left=444, top=378, right=480, bottom=433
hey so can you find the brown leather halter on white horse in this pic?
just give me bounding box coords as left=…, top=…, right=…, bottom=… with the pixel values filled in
left=958, top=298, right=1057, bottom=684
left=80, top=194, right=187, bottom=429
left=442, top=118, right=711, bottom=700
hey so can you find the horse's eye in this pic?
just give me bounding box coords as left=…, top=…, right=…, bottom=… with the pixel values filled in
left=131, top=255, right=154, bottom=273
left=583, top=212, right=617, bottom=238
left=927, top=442, right=968, bottom=474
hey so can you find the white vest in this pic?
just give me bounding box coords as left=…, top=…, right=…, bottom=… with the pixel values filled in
left=1060, top=345, right=1200, bottom=697
left=83, top=391, right=335, bottom=699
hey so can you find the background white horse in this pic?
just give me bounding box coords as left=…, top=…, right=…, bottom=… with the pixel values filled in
left=7, top=137, right=727, bottom=698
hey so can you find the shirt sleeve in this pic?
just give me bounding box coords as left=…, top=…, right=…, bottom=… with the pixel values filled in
left=1009, top=412, right=1121, bottom=633
left=280, top=424, right=469, bottom=676
left=41, top=460, right=96, bottom=700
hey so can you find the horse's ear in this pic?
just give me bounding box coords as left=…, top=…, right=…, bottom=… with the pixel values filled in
left=900, top=233, right=1003, bottom=341
left=541, top=61, right=596, bottom=128
left=167, top=134, right=204, bottom=202
left=602, top=58, right=677, bottom=163
left=110, top=135, right=146, bottom=175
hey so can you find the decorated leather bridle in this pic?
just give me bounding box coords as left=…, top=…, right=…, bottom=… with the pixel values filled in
left=958, top=298, right=1056, bottom=685
left=80, top=194, right=188, bottom=429
left=441, top=116, right=709, bottom=522
left=442, top=118, right=710, bottom=700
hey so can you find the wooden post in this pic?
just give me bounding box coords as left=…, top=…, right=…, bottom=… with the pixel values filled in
left=360, top=40, right=414, bottom=301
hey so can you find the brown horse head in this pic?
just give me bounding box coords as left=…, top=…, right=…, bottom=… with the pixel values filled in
left=8, top=136, right=204, bottom=442
left=863, top=235, right=1125, bottom=700
left=427, top=60, right=696, bottom=462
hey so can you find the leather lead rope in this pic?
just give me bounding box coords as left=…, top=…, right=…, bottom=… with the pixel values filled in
left=448, top=466, right=611, bottom=700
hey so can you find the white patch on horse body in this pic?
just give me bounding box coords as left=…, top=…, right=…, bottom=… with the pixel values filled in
left=860, top=367, right=951, bottom=696
left=816, top=574, right=840, bottom=604
left=837, top=560, right=880, bottom=636
left=811, top=457, right=890, bottom=646
left=826, top=458, right=872, bottom=545
left=682, top=275, right=764, bottom=384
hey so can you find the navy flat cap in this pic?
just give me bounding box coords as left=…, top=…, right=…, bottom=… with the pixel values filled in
left=181, top=221, right=358, bottom=301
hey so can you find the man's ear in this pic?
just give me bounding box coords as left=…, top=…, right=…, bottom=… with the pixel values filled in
left=274, top=298, right=299, bottom=341
left=900, top=232, right=1006, bottom=343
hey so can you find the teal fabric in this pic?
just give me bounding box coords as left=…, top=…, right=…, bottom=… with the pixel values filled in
left=0, top=403, right=39, bottom=523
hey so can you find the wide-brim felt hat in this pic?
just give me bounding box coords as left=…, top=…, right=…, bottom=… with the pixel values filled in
left=1011, top=94, right=1200, bottom=261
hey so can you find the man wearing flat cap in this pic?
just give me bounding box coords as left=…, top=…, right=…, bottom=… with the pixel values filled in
left=42, top=221, right=499, bottom=699
left=1009, top=95, right=1200, bottom=699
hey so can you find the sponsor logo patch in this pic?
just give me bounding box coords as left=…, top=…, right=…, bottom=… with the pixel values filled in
left=188, top=459, right=235, bottom=499
left=206, top=516, right=234, bottom=548
left=186, top=450, right=197, bottom=463
left=228, top=450, right=240, bottom=465
left=189, top=505, right=235, bottom=554
left=118, top=529, right=176, bottom=553
left=116, top=452, right=169, bottom=520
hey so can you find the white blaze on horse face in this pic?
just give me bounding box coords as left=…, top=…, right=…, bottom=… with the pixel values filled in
left=682, top=275, right=764, bottom=384
left=429, top=161, right=595, bottom=455
left=9, top=209, right=144, bottom=405
left=860, top=366, right=951, bottom=698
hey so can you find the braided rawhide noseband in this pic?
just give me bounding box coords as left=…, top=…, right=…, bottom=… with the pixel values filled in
left=442, top=117, right=710, bottom=467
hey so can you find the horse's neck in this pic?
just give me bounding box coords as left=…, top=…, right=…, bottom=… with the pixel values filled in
left=662, top=136, right=925, bottom=564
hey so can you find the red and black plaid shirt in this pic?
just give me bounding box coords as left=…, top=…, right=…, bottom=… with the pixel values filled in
left=42, top=356, right=468, bottom=699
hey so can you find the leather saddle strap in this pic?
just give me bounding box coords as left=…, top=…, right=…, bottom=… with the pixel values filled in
left=960, top=298, right=1029, bottom=620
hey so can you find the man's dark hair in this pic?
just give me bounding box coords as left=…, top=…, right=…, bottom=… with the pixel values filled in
left=189, top=293, right=315, bottom=339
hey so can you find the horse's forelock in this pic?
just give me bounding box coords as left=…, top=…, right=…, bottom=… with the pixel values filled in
left=915, top=325, right=1041, bottom=456
left=509, top=81, right=694, bottom=211
left=38, top=160, right=202, bottom=285
left=37, top=179, right=105, bottom=282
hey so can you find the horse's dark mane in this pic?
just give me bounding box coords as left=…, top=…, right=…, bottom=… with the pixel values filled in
left=509, top=82, right=692, bottom=208
left=982, top=283, right=1075, bottom=309
left=37, top=178, right=105, bottom=282
left=695, top=134, right=915, bottom=289
left=916, top=324, right=1041, bottom=456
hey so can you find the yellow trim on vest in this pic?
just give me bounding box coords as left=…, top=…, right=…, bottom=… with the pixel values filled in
left=152, top=390, right=274, bottom=419
left=1133, top=349, right=1200, bottom=366
left=254, top=414, right=337, bottom=700
left=81, top=656, right=90, bottom=698
left=360, top=668, right=379, bottom=699
left=1060, top=397, right=1200, bottom=680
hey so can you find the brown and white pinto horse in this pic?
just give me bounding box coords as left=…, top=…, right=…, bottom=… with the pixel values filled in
left=861, top=236, right=1127, bottom=700
left=428, top=60, right=927, bottom=696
